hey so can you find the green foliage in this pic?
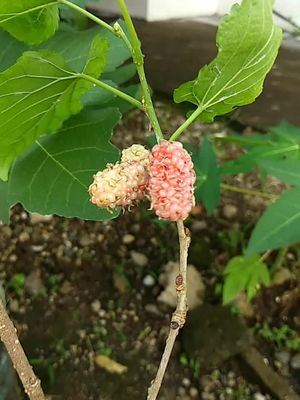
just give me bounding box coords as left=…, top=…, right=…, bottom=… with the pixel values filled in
left=223, top=255, right=270, bottom=304
left=6, top=273, right=26, bottom=296
left=0, top=0, right=59, bottom=45
left=0, top=109, right=121, bottom=223
left=247, top=188, right=300, bottom=255
left=0, top=36, right=108, bottom=181
left=174, top=0, right=282, bottom=122
left=192, top=138, right=220, bottom=214
left=257, top=323, right=300, bottom=350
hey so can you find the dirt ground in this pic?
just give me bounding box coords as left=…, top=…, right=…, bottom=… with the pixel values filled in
left=1, top=102, right=300, bottom=400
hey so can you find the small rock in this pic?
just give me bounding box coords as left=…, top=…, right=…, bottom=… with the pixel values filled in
left=145, top=304, right=162, bottom=316
left=275, top=350, right=290, bottom=366
left=2, top=226, right=12, bottom=238
left=222, top=204, right=238, bottom=219
left=254, top=393, right=266, bottom=400
left=97, top=234, right=104, bottom=243
left=158, top=261, right=205, bottom=309
left=91, top=300, right=101, bottom=314
left=233, top=293, right=254, bottom=318
left=79, top=234, right=93, bottom=247
left=59, top=281, right=73, bottom=295
left=30, top=213, right=52, bottom=224
left=189, top=387, right=199, bottom=398
left=9, top=299, right=19, bottom=313
left=131, top=251, right=148, bottom=267
left=182, top=377, right=191, bottom=388
left=272, top=268, right=295, bottom=285
left=25, top=270, right=46, bottom=296
left=143, top=275, right=155, bottom=287
left=122, top=234, right=135, bottom=244
left=191, top=220, right=207, bottom=232
left=113, top=274, right=128, bottom=293
left=291, top=353, right=300, bottom=369
left=19, top=231, right=30, bottom=243
left=31, top=245, right=44, bottom=252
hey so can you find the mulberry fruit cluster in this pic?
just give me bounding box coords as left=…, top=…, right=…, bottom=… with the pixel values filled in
left=89, top=141, right=195, bottom=221
left=148, top=141, right=195, bottom=221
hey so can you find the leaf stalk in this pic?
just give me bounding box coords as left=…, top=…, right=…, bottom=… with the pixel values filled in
left=116, top=0, right=164, bottom=143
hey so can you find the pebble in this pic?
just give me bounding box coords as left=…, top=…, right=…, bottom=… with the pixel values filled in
left=79, top=234, right=93, bottom=247
left=254, top=393, right=266, bottom=400
left=19, top=231, right=30, bottom=242
left=30, top=213, right=53, bottom=224
left=144, top=304, right=162, bottom=316
left=275, top=350, right=290, bottom=366
left=191, top=220, right=207, bottom=232
left=25, top=270, right=46, bottom=296
left=142, top=275, right=155, bottom=287
left=222, top=204, right=238, bottom=219
left=2, top=226, right=12, bottom=238
left=9, top=299, right=19, bottom=313
left=122, top=234, right=135, bottom=244
left=189, top=387, right=199, bottom=398
left=291, top=353, right=300, bottom=369
left=131, top=251, right=148, bottom=267
left=182, top=377, right=191, bottom=387
left=91, top=300, right=101, bottom=314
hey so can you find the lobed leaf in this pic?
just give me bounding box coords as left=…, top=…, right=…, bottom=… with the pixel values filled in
left=174, top=0, right=282, bottom=122
left=0, top=36, right=109, bottom=181
left=0, top=109, right=121, bottom=222
left=0, top=0, right=59, bottom=45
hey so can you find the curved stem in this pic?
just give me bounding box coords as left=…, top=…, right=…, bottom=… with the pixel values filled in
left=147, top=221, right=190, bottom=400
left=117, top=0, right=164, bottom=143
left=0, top=300, right=45, bottom=400
left=221, top=183, right=275, bottom=200
left=58, top=0, right=115, bottom=35
left=78, top=73, right=143, bottom=109
left=169, top=106, right=202, bottom=142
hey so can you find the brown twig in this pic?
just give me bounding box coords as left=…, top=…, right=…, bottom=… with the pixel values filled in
left=0, top=299, right=45, bottom=400
left=147, top=220, right=191, bottom=400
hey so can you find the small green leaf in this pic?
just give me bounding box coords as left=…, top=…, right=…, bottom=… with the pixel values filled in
left=193, top=138, right=220, bottom=214
left=247, top=188, right=300, bottom=255
left=0, top=36, right=109, bottom=180
left=223, top=255, right=269, bottom=304
left=259, top=159, right=300, bottom=186
left=0, top=0, right=59, bottom=45
left=2, top=109, right=121, bottom=221
left=174, top=0, right=282, bottom=122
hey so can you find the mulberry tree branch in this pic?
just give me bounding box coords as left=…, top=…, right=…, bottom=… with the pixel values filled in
left=0, top=299, right=45, bottom=400
left=147, top=220, right=191, bottom=400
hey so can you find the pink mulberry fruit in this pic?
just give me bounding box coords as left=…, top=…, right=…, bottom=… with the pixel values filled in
left=149, top=141, right=196, bottom=221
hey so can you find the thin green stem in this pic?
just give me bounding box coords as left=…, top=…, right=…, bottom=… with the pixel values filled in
left=221, top=183, right=274, bottom=200
left=78, top=73, right=143, bottom=109
left=169, top=106, right=202, bottom=141
left=117, top=0, right=164, bottom=143
left=58, top=0, right=116, bottom=34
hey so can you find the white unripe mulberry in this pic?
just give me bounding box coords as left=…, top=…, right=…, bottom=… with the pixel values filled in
left=121, top=144, right=150, bottom=167
left=89, top=146, right=150, bottom=210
